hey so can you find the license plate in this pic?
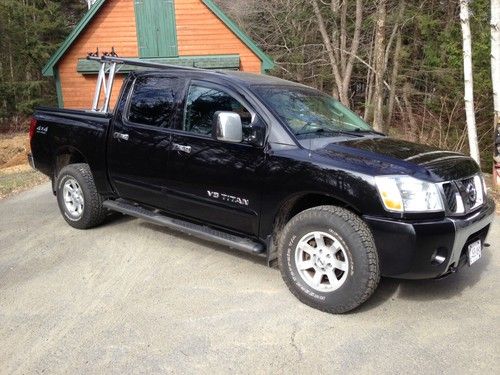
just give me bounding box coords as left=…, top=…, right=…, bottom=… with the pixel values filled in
left=467, top=239, right=482, bottom=266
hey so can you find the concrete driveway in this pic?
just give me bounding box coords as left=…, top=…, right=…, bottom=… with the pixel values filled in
left=1, top=183, right=499, bottom=374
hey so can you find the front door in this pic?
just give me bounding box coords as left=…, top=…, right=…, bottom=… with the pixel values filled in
left=167, top=81, right=266, bottom=236
left=107, top=73, right=184, bottom=210
left=134, top=0, right=178, bottom=58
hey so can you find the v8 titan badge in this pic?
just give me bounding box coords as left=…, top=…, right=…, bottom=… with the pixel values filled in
left=207, top=190, right=249, bottom=206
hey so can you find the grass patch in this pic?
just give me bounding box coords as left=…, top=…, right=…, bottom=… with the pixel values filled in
left=0, top=165, right=48, bottom=199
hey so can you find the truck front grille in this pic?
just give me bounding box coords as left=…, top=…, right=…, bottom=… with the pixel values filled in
left=439, top=174, right=484, bottom=216
left=442, top=182, right=457, bottom=212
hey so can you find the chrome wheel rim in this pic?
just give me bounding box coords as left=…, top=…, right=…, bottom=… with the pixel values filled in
left=295, top=231, right=349, bottom=292
left=63, top=178, right=84, bottom=219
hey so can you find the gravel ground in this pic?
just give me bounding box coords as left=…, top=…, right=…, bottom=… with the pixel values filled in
left=0, top=183, right=499, bottom=374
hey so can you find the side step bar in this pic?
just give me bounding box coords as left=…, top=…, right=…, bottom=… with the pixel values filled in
left=103, top=200, right=265, bottom=257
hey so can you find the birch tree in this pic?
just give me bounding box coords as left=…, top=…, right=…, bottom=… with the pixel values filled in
left=460, top=0, right=480, bottom=163
left=492, top=0, right=500, bottom=185
left=371, top=0, right=387, bottom=132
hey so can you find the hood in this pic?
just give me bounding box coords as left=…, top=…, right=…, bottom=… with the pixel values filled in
left=313, top=137, right=479, bottom=181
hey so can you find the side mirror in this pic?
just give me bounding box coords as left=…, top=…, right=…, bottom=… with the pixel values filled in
left=213, top=111, right=243, bottom=143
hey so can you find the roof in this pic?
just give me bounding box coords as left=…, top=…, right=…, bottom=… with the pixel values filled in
left=130, top=69, right=306, bottom=91
left=222, top=71, right=302, bottom=86
left=42, top=0, right=274, bottom=77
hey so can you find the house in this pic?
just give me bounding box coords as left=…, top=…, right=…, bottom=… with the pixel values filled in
left=42, top=0, right=274, bottom=109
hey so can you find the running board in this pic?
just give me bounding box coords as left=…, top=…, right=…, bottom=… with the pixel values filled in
left=103, top=200, right=265, bottom=256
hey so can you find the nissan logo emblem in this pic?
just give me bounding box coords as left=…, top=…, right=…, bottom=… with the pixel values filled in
left=465, top=182, right=477, bottom=204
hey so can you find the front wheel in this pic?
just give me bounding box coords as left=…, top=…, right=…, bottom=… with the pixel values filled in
left=56, top=163, right=107, bottom=229
left=278, top=205, right=380, bottom=314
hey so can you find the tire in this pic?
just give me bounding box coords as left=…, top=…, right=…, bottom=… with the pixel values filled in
left=278, top=205, right=379, bottom=314
left=56, top=163, right=107, bottom=229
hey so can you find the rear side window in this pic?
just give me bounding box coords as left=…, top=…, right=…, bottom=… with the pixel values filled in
left=128, top=76, right=180, bottom=128
left=183, top=84, right=252, bottom=135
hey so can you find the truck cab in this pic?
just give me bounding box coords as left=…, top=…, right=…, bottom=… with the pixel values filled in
left=30, top=56, right=495, bottom=313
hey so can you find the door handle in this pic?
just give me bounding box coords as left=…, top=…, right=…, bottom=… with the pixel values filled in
left=172, top=143, right=192, bottom=154
left=113, top=132, right=129, bottom=141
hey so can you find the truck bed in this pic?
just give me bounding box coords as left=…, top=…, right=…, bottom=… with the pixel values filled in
left=31, top=107, right=114, bottom=195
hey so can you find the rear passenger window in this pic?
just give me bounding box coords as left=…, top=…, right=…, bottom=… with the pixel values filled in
left=183, top=84, right=252, bottom=135
left=128, top=76, right=179, bottom=127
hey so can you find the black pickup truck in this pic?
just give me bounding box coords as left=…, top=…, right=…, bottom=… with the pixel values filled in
left=30, top=66, right=495, bottom=313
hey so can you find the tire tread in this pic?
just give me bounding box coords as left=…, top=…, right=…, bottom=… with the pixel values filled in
left=278, top=205, right=380, bottom=314
left=57, top=163, right=107, bottom=229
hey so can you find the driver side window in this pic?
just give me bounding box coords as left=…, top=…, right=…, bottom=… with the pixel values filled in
left=183, top=84, right=252, bottom=135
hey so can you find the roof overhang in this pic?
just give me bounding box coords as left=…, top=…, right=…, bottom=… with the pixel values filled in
left=42, top=0, right=107, bottom=77
left=201, top=0, right=274, bottom=72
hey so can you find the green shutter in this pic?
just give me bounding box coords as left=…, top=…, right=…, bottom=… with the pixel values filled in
left=134, top=0, right=178, bottom=58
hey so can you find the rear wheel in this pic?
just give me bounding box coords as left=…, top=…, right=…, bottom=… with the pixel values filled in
left=278, top=205, right=380, bottom=313
left=56, top=163, right=107, bottom=229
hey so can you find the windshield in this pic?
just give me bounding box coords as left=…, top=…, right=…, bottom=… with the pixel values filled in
left=253, top=85, right=372, bottom=138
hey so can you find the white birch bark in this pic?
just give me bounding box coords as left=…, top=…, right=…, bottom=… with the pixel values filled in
left=492, top=0, right=500, bottom=184
left=460, top=0, right=481, bottom=164
left=492, top=0, right=500, bottom=117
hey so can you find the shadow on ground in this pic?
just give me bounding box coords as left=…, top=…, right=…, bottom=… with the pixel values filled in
left=357, top=246, right=493, bottom=313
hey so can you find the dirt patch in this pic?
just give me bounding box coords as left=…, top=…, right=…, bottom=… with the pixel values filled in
left=0, top=133, right=30, bottom=169
left=0, top=133, right=48, bottom=199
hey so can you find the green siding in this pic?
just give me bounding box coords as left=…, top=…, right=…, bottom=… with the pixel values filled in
left=134, top=0, right=178, bottom=58
left=76, top=55, right=240, bottom=74
left=54, top=67, right=64, bottom=108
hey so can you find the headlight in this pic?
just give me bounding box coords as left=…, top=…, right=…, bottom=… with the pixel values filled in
left=375, top=175, right=444, bottom=213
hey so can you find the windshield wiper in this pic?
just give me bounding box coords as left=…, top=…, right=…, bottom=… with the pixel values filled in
left=350, top=128, right=385, bottom=136
left=295, top=128, right=364, bottom=137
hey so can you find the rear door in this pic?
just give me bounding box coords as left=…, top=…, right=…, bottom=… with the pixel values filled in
left=107, top=73, right=184, bottom=210
left=166, top=81, right=266, bottom=236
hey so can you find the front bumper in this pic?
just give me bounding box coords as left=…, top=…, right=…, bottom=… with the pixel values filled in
left=364, top=197, right=495, bottom=279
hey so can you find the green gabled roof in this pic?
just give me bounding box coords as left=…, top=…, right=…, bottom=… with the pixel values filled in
left=42, top=0, right=274, bottom=77
left=42, top=0, right=107, bottom=76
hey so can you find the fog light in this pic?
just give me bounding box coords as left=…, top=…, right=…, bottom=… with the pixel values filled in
left=431, top=247, right=447, bottom=265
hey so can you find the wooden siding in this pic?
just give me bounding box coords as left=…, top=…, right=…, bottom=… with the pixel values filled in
left=57, top=0, right=263, bottom=109
left=58, top=0, right=138, bottom=109
left=175, top=0, right=262, bottom=73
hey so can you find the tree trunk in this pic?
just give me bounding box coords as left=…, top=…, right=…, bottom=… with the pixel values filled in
left=387, top=32, right=402, bottom=132
left=372, top=0, right=387, bottom=132
left=311, top=0, right=347, bottom=104
left=460, top=0, right=481, bottom=164
left=311, top=0, right=363, bottom=107
left=491, top=0, right=500, bottom=185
